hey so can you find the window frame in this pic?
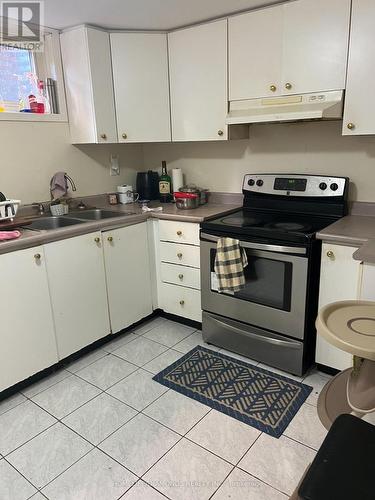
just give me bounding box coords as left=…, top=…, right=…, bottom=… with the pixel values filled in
left=0, top=24, right=67, bottom=122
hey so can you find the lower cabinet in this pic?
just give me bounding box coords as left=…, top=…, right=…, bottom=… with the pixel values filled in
left=316, top=242, right=363, bottom=371
left=0, top=246, right=58, bottom=392
left=44, top=232, right=111, bottom=359
left=103, top=223, right=153, bottom=333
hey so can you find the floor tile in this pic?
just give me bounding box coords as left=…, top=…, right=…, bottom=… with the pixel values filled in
left=143, top=349, right=184, bottom=374
left=144, top=390, right=210, bottom=435
left=31, top=375, right=101, bottom=419
left=107, top=368, right=168, bottom=411
left=132, top=317, right=167, bottom=336
left=102, top=332, right=139, bottom=353
left=0, top=459, right=37, bottom=500
left=75, top=354, right=137, bottom=390
left=219, top=348, right=260, bottom=365
left=211, top=467, right=287, bottom=500
left=7, top=422, right=93, bottom=490
left=65, top=348, right=108, bottom=373
left=0, top=393, right=27, bottom=416
left=238, top=434, right=315, bottom=495
left=42, top=448, right=137, bottom=500
left=143, top=320, right=196, bottom=347
left=21, top=369, right=71, bottom=398
left=62, top=393, right=137, bottom=445
left=99, top=413, right=179, bottom=476
left=114, top=337, right=168, bottom=366
left=302, top=370, right=332, bottom=406
left=0, top=400, right=56, bottom=455
left=174, top=331, right=219, bottom=354
left=257, top=363, right=303, bottom=381
left=283, top=403, right=327, bottom=450
left=121, top=480, right=167, bottom=500
left=144, top=438, right=232, bottom=500
left=187, top=410, right=261, bottom=464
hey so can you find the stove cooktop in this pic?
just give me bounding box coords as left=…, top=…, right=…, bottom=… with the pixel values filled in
left=201, top=209, right=338, bottom=244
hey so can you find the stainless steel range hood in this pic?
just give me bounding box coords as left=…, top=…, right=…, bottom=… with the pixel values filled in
left=226, top=90, right=344, bottom=125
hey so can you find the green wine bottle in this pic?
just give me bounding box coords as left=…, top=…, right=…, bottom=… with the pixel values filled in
left=159, top=160, right=172, bottom=203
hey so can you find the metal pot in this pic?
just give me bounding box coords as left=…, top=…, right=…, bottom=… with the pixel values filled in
left=174, top=192, right=200, bottom=209
left=179, top=185, right=208, bottom=205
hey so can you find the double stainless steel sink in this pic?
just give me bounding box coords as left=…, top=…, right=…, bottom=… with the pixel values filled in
left=28, top=209, right=136, bottom=231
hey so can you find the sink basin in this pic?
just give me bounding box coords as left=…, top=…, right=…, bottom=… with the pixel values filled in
left=28, top=216, right=85, bottom=230
left=68, top=209, right=136, bottom=220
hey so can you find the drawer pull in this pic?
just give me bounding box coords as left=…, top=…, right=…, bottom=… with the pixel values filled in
left=326, top=250, right=334, bottom=258
left=178, top=274, right=184, bottom=280
left=94, top=237, right=100, bottom=243
left=179, top=300, right=185, bottom=306
left=107, top=236, right=113, bottom=242
left=177, top=253, right=183, bottom=259
left=176, top=230, right=182, bottom=236
left=34, top=253, right=41, bottom=261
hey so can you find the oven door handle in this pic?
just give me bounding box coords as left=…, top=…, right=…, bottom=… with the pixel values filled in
left=200, top=232, right=306, bottom=255
left=211, top=315, right=302, bottom=349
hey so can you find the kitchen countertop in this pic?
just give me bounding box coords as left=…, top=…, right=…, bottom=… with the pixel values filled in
left=317, top=215, right=375, bottom=264
left=0, top=201, right=241, bottom=256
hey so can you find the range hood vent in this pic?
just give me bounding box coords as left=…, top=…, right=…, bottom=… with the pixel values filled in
left=226, top=90, right=344, bottom=125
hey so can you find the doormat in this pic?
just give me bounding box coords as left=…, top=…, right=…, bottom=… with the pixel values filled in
left=153, top=346, right=313, bottom=438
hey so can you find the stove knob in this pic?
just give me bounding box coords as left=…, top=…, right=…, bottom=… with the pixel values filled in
left=248, top=179, right=255, bottom=186
left=256, top=179, right=264, bottom=187
left=330, top=183, right=339, bottom=192
left=319, top=182, right=327, bottom=191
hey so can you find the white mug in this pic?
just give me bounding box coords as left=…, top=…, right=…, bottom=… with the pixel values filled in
left=118, top=190, right=140, bottom=204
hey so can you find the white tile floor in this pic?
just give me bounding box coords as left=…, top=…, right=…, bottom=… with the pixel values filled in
left=0, top=317, right=330, bottom=500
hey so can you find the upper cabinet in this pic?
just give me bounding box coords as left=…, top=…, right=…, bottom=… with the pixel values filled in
left=229, top=0, right=351, bottom=101
left=343, top=0, right=375, bottom=135
left=168, top=20, right=228, bottom=141
left=110, top=33, right=171, bottom=143
left=60, top=26, right=117, bottom=144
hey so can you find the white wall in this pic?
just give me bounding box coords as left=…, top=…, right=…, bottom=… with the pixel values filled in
left=0, top=121, right=143, bottom=204
left=143, top=121, right=375, bottom=202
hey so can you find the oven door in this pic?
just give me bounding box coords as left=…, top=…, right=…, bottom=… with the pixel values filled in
left=200, top=233, right=309, bottom=340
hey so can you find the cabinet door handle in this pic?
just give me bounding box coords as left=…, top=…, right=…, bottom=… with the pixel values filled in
left=217, top=129, right=224, bottom=136
left=107, top=236, right=113, bottom=242
left=285, top=82, right=292, bottom=90
left=347, top=123, right=355, bottom=130
left=34, top=253, right=41, bottom=261
left=326, top=250, right=334, bottom=258
left=177, top=253, right=183, bottom=259
left=176, top=231, right=182, bottom=236
left=178, top=274, right=184, bottom=280
left=94, top=237, right=100, bottom=243
left=179, top=300, right=185, bottom=306
left=122, top=133, right=127, bottom=139
left=270, top=84, right=277, bottom=92
left=100, top=133, right=107, bottom=140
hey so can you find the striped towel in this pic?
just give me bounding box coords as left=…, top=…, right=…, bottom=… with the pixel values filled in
left=214, top=237, right=248, bottom=293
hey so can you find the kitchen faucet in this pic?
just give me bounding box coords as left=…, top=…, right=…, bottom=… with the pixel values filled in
left=31, top=202, right=45, bottom=215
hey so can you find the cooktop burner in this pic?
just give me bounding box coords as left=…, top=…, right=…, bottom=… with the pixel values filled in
left=265, top=221, right=313, bottom=232
left=220, top=216, right=262, bottom=227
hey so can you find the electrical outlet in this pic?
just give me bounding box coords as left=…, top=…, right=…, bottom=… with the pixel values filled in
left=110, top=154, right=120, bottom=176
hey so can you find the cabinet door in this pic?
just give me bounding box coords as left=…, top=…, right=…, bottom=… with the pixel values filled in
left=111, top=33, right=171, bottom=143
left=316, top=243, right=362, bottom=371
left=44, top=232, right=110, bottom=359
left=282, top=0, right=350, bottom=95
left=343, top=0, right=375, bottom=135
left=168, top=19, right=228, bottom=141
left=360, top=263, right=375, bottom=300
left=229, top=7, right=283, bottom=100
left=0, top=247, right=58, bottom=392
left=103, top=223, right=153, bottom=333
left=60, top=26, right=117, bottom=144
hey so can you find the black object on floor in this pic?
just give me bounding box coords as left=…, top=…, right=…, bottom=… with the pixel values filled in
left=299, top=414, right=375, bottom=500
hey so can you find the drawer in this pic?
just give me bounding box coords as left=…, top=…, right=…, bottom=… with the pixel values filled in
left=159, top=220, right=199, bottom=245
left=160, top=241, right=200, bottom=268
left=161, top=262, right=201, bottom=290
left=160, top=283, right=202, bottom=322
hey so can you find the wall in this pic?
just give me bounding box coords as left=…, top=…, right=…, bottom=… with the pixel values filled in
left=143, top=121, right=375, bottom=202
left=0, top=121, right=143, bottom=204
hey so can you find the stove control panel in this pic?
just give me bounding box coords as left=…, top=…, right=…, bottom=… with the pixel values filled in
left=243, top=174, right=348, bottom=197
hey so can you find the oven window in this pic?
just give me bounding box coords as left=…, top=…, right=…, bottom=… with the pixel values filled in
left=210, top=249, right=293, bottom=311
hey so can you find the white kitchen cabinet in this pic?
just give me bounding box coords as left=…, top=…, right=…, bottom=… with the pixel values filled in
left=0, top=247, right=58, bottom=392
left=168, top=19, right=228, bottom=141
left=110, top=33, right=171, bottom=143
left=343, top=0, right=375, bottom=135
left=60, top=26, right=117, bottom=144
left=316, top=243, right=363, bottom=371
left=360, top=263, right=375, bottom=300
left=229, top=0, right=350, bottom=100
left=103, top=223, right=153, bottom=333
left=44, top=232, right=110, bottom=359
